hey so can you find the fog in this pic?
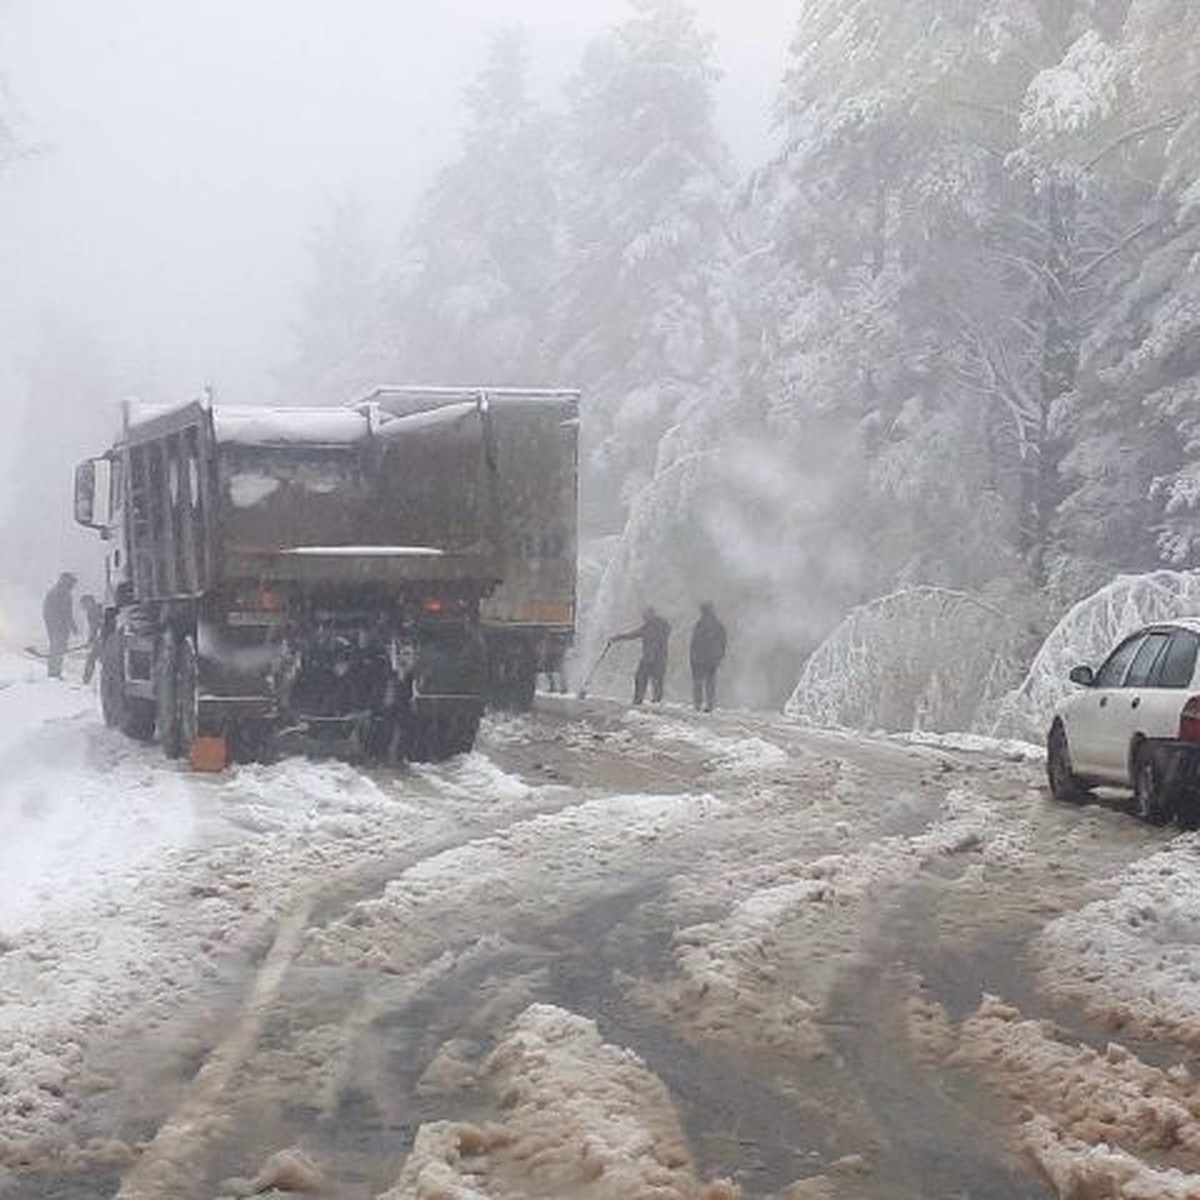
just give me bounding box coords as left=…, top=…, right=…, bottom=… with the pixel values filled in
left=0, top=0, right=791, bottom=404
left=2, top=0, right=1196, bottom=716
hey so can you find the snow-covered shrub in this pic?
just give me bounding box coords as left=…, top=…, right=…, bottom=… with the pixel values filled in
left=785, top=586, right=1026, bottom=735
left=999, top=570, right=1200, bottom=737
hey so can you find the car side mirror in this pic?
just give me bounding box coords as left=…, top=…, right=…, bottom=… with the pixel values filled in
left=1069, top=665, right=1096, bottom=687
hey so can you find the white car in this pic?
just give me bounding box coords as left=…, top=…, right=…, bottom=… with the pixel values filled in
left=1047, top=619, right=1200, bottom=826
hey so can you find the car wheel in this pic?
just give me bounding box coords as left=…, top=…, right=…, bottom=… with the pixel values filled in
left=1132, top=745, right=1172, bottom=827
left=1047, top=721, right=1089, bottom=805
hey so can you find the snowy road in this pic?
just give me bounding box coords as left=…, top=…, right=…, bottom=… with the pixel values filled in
left=3, top=654, right=1200, bottom=1199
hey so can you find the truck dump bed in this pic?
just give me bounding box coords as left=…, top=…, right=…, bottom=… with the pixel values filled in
left=361, top=388, right=579, bottom=634
left=118, top=398, right=502, bottom=599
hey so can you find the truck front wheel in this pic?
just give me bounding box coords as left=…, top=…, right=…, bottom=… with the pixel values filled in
left=156, top=637, right=182, bottom=757
left=101, top=632, right=155, bottom=741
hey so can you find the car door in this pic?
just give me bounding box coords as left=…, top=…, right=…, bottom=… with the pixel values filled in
left=1102, top=630, right=1172, bottom=779
left=1066, top=633, right=1145, bottom=777
left=1135, top=627, right=1200, bottom=743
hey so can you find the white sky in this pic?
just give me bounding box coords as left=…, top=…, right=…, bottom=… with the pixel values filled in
left=0, top=0, right=795, bottom=406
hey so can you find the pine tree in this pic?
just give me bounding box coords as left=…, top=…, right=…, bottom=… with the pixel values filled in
left=554, top=0, right=737, bottom=534
left=282, top=194, right=382, bottom=404
left=383, top=27, right=559, bottom=386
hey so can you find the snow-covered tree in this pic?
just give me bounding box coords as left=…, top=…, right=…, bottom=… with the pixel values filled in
left=281, top=194, right=383, bottom=404
left=554, top=0, right=737, bottom=533
left=1071, top=0, right=1200, bottom=572
left=383, top=26, right=559, bottom=387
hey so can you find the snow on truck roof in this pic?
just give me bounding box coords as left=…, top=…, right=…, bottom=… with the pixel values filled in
left=360, top=385, right=580, bottom=403
left=121, top=386, right=579, bottom=447
left=213, top=407, right=369, bottom=446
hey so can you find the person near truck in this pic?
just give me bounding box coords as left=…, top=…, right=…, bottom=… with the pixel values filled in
left=42, top=571, right=78, bottom=679
left=608, top=605, right=671, bottom=705
left=689, top=601, right=727, bottom=712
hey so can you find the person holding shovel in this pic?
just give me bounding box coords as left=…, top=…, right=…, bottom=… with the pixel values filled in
left=607, top=605, right=671, bottom=705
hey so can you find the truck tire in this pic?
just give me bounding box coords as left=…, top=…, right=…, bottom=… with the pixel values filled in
left=101, top=631, right=155, bottom=741
left=486, top=641, right=537, bottom=712
left=176, top=636, right=199, bottom=758
left=404, top=711, right=480, bottom=762
left=156, top=637, right=183, bottom=758
left=100, top=633, right=124, bottom=729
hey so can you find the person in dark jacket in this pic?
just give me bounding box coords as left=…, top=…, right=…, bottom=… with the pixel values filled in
left=609, top=606, right=671, bottom=705
left=43, top=572, right=78, bottom=679
left=80, top=594, right=104, bottom=684
left=689, top=601, right=727, bottom=712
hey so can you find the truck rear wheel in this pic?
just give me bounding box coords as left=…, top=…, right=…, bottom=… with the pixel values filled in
left=176, top=636, right=199, bottom=758
left=156, top=637, right=183, bottom=758
left=404, top=711, right=480, bottom=762
left=486, top=640, right=537, bottom=712
left=100, top=634, right=124, bottom=729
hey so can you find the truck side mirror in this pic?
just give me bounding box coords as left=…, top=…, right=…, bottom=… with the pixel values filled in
left=74, top=458, right=113, bottom=529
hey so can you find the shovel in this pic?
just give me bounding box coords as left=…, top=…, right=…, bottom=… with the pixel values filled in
left=576, top=641, right=612, bottom=699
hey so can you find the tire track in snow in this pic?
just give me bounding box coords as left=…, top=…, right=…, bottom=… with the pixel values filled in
left=113, top=894, right=317, bottom=1199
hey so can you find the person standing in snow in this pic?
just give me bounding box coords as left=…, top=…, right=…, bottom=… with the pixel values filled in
left=80, top=593, right=104, bottom=684
left=43, top=571, right=78, bottom=680
left=689, top=601, right=727, bottom=712
left=608, top=605, right=671, bottom=705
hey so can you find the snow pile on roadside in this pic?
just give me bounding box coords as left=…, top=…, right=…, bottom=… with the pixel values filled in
left=910, top=991, right=1200, bottom=1197
left=892, top=729, right=1045, bottom=763
left=1027, top=1118, right=1200, bottom=1200
left=380, top=1004, right=740, bottom=1200
left=0, top=678, right=200, bottom=935
left=1037, top=834, right=1200, bottom=1046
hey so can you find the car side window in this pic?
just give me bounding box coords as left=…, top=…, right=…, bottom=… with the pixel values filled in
left=1094, top=635, right=1146, bottom=688
left=1125, top=632, right=1172, bottom=688
left=1154, top=630, right=1200, bottom=689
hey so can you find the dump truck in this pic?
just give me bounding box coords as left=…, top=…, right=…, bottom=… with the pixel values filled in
left=73, top=395, right=504, bottom=763
left=361, top=388, right=579, bottom=710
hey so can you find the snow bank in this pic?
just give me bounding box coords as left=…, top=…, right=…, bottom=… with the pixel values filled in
left=379, top=1004, right=739, bottom=1200
left=1037, top=834, right=1200, bottom=1047
left=892, top=729, right=1045, bottom=763
left=0, top=666, right=198, bottom=935
left=915, top=992, right=1200, bottom=1198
